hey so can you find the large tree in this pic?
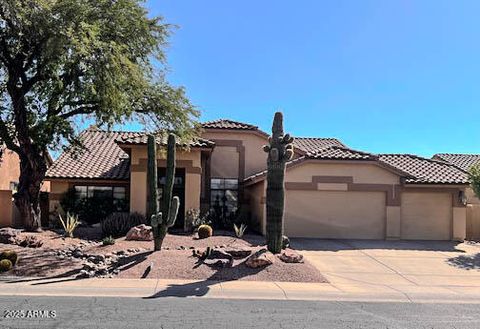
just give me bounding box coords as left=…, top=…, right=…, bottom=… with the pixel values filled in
left=0, top=0, right=199, bottom=231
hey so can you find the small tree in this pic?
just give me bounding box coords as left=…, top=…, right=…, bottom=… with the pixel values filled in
left=468, top=164, right=480, bottom=198
left=0, top=1, right=198, bottom=231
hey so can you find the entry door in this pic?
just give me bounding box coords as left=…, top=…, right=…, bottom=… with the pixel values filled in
left=158, top=168, right=185, bottom=229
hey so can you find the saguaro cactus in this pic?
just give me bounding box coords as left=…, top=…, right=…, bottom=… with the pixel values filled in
left=263, top=112, right=294, bottom=253
left=147, top=134, right=180, bottom=251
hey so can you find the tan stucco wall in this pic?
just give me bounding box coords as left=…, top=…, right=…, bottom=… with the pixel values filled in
left=245, top=180, right=265, bottom=233
left=0, top=149, right=20, bottom=190
left=210, top=146, right=239, bottom=178
left=286, top=162, right=400, bottom=185
left=465, top=188, right=480, bottom=240
left=128, top=145, right=202, bottom=216
left=400, top=191, right=452, bottom=240
left=285, top=190, right=386, bottom=238
left=202, top=130, right=268, bottom=178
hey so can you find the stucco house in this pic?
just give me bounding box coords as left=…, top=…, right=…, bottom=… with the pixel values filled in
left=432, top=153, right=480, bottom=240
left=45, top=119, right=469, bottom=241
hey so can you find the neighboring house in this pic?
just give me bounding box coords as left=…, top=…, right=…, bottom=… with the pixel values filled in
left=433, top=153, right=480, bottom=240
left=45, top=120, right=469, bottom=241
left=0, top=146, right=51, bottom=227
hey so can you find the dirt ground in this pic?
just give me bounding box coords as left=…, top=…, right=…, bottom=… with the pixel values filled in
left=0, top=229, right=327, bottom=283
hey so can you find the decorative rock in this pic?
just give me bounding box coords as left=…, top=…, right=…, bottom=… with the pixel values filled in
left=245, top=249, right=275, bottom=268
left=203, top=249, right=233, bottom=268
left=224, top=247, right=252, bottom=259
left=17, top=235, right=43, bottom=248
left=0, top=228, right=19, bottom=244
left=278, top=249, right=304, bottom=263
left=125, top=224, right=153, bottom=241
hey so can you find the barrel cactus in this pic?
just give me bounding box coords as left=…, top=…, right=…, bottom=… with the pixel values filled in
left=262, top=112, right=294, bottom=253
left=0, top=259, right=12, bottom=272
left=148, top=134, right=180, bottom=251
left=0, top=250, right=18, bottom=266
left=197, top=224, right=213, bottom=239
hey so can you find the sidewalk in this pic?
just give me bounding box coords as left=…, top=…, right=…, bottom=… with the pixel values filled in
left=1, top=276, right=480, bottom=303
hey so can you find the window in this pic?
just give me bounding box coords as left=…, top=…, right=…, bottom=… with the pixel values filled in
left=73, top=185, right=128, bottom=211
left=210, top=178, right=238, bottom=218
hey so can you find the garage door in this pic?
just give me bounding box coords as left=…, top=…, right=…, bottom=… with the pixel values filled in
left=401, top=192, right=452, bottom=240
left=284, top=190, right=386, bottom=239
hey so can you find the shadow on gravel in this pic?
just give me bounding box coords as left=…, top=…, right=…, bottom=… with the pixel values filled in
left=446, top=253, right=480, bottom=270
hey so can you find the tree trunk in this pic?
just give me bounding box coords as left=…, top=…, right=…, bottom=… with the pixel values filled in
left=13, top=153, right=46, bottom=232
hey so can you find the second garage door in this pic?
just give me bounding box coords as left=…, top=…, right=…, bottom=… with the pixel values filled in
left=284, top=190, right=386, bottom=239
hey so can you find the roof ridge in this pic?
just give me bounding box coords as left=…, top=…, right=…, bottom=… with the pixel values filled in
left=309, top=145, right=377, bottom=157
left=434, top=152, right=480, bottom=156
left=294, top=136, right=340, bottom=140
left=380, top=153, right=468, bottom=172
left=202, top=118, right=258, bottom=128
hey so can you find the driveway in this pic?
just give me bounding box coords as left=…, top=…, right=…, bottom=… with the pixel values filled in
left=292, top=239, right=480, bottom=299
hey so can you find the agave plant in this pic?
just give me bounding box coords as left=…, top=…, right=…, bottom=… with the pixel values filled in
left=233, top=223, right=247, bottom=238
left=58, top=212, right=80, bottom=238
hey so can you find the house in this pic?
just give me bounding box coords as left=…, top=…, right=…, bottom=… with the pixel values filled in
left=45, top=119, right=469, bottom=241
left=432, top=153, right=480, bottom=240
left=0, top=146, right=51, bottom=227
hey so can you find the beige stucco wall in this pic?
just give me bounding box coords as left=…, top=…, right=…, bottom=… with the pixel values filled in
left=465, top=188, right=480, bottom=240
left=245, top=180, right=266, bottom=233
left=0, top=148, right=20, bottom=190
left=210, top=146, right=239, bottom=178
left=400, top=191, right=452, bottom=240
left=0, top=190, right=13, bottom=227
left=128, top=145, right=202, bottom=216
left=202, top=130, right=268, bottom=179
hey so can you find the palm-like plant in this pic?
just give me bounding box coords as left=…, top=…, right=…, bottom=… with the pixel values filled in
left=58, top=213, right=80, bottom=238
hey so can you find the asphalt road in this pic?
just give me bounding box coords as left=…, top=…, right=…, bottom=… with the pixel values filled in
left=0, top=296, right=479, bottom=329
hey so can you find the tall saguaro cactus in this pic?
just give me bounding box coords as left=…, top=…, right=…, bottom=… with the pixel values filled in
left=147, top=134, right=180, bottom=251
left=263, top=112, right=294, bottom=253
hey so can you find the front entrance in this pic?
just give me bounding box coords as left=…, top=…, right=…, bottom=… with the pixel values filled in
left=158, top=167, right=185, bottom=229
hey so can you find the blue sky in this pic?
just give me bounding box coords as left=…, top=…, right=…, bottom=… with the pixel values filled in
left=137, top=0, right=480, bottom=157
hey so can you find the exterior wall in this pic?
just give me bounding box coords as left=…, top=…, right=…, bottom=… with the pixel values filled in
left=0, top=148, right=20, bottom=190
left=128, top=145, right=202, bottom=217
left=245, top=180, right=266, bottom=233
left=400, top=191, right=452, bottom=240
left=201, top=130, right=268, bottom=180
left=466, top=188, right=480, bottom=240
left=0, top=190, right=13, bottom=227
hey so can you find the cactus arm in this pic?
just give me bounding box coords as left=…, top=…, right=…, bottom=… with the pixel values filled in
left=165, top=196, right=179, bottom=227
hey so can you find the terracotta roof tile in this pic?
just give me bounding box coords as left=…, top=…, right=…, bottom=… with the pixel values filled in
left=378, top=154, right=468, bottom=184
left=116, top=133, right=215, bottom=148
left=306, top=146, right=376, bottom=161
left=433, top=153, right=480, bottom=171
left=293, top=137, right=346, bottom=153
left=46, top=129, right=215, bottom=180
left=46, top=129, right=130, bottom=180
left=202, top=119, right=259, bottom=130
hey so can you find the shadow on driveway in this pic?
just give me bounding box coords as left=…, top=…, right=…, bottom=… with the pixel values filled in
left=446, top=252, right=480, bottom=270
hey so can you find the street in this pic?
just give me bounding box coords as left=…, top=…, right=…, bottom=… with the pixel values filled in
left=0, top=296, right=478, bottom=329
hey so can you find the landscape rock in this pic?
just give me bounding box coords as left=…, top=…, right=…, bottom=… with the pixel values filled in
left=17, top=235, right=43, bottom=248
left=125, top=224, right=153, bottom=241
left=0, top=227, right=19, bottom=244
left=204, top=249, right=233, bottom=268
left=224, top=247, right=252, bottom=259
left=245, top=249, right=275, bottom=268
left=278, top=249, right=304, bottom=263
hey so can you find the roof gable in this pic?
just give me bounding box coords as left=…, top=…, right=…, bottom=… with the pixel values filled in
left=202, top=119, right=259, bottom=131
left=433, top=153, right=480, bottom=171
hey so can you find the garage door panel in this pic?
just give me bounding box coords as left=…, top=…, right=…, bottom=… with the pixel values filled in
left=401, top=192, right=451, bottom=240
left=285, top=191, right=385, bottom=239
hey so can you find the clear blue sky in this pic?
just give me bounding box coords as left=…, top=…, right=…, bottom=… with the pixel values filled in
left=139, top=0, right=480, bottom=157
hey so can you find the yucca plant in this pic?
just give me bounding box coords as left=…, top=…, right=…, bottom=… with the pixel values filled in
left=58, top=212, right=80, bottom=238
left=233, top=223, right=247, bottom=238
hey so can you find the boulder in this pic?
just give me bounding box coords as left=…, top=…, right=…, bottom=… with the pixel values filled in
left=125, top=224, right=153, bottom=241
left=278, top=249, right=304, bottom=263
left=0, top=228, right=19, bottom=244
left=245, top=249, right=275, bottom=268
left=224, top=247, right=252, bottom=259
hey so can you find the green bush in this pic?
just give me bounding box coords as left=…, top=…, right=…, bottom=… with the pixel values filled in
left=102, top=236, right=116, bottom=246
left=101, top=212, right=146, bottom=238
left=0, top=259, right=12, bottom=272
left=0, top=250, right=18, bottom=266
left=197, top=224, right=213, bottom=239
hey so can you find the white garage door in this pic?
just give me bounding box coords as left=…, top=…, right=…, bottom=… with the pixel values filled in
left=284, top=190, right=386, bottom=239
left=401, top=192, right=452, bottom=240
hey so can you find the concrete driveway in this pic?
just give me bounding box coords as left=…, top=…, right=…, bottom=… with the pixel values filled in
left=292, top=238, right=480, bottom=300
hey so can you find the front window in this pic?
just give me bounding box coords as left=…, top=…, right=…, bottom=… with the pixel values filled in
left=210, top=178, right=238, bottom=220
left=74, top=185, right=128, bottom=211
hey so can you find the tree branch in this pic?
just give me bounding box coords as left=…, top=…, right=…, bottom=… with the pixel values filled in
left=59, top=105, right=98, bottom=119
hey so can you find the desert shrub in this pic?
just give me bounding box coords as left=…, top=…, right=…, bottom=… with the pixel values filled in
left=233, top=223, right=247, bottom=238
left=101, top=212, right=146, bottom=238
left=0, top=250, right=18, bottom=266
left=0, top=259, right=12, bottom=272
left=102, top=236, right=116, bottom=246
left=61, top=188, right=127, bottom=224
left=197, top=224, right=213, bottom=239
left=58, top=213, right=80, bottom=238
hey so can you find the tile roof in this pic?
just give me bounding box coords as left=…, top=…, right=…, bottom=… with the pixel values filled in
left=202, top=119, right=259, bottom=131
left=433, top=153, right=480, bottom=171
left=306, top=146, right=375, bottom=161
left=46, top=128, right=215, bottom=180
left=378, top=154, right=468, bottom=184
left=116, top=133, right=215, bottom=148
left=293, top=137, right=346, bottom=154
left=46, top=129, right=131, bottom=180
